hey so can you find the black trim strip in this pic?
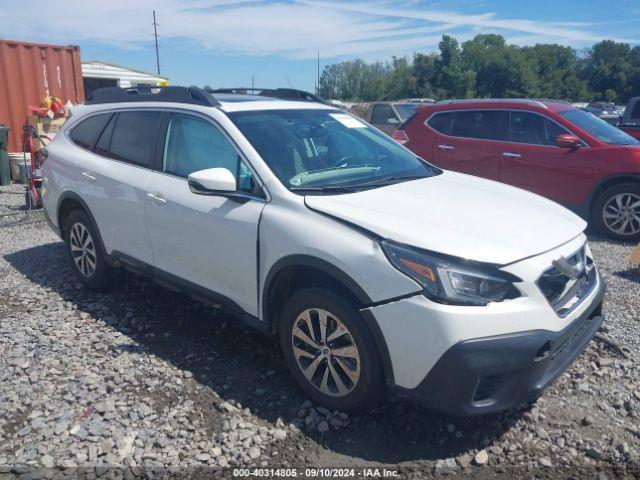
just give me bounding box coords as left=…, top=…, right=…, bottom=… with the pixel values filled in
left=359, top=309, right=396, bottom=385
left=109, top=250, right=270, bottom=335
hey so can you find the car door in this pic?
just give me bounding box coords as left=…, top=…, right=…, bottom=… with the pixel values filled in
left=428, top=110, right=508, bottom=180
left=497, top=110, right=591, bottom=205
left=370, top=104, right=402, bottom=135
left=71, top=109, right=161, bottom=265
left=144, top=111, right=266, bottom=316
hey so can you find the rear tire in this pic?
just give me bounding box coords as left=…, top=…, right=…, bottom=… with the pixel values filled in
left=593, top=184, right=640, bottom=242
left=64, top=209, right=119, bottom=290
left=278, top=287, right=384, bottom=413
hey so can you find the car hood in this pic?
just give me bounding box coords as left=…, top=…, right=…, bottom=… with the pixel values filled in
left=304, top=171, right=586, bottom=265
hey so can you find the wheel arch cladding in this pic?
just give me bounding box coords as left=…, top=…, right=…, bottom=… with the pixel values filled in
left=262, top=255, right=373, bottom=329
left=57, top=192, right=106, bottom=255
left=588, top=174, right=640, bottom=214
left=262, top=255, right=396, bottom=384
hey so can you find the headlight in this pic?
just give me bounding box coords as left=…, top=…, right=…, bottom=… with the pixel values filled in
left=381, top=240, right=521, bottom=306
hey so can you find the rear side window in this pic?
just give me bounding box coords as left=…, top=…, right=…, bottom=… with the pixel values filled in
left=427, top=112, right=453, bottom=135
left=105, top=111, right=163, bottom=167
left=94, top=115, right=115, bottom=157
left=631, top=101, right=640, bottom=120
left=509, top=111, right=568, bottom=146
left=69, top=113, right=111, bottom=150
left=371, top=104, right=399, bottom=124
left=452, top=110, right=508, bottom=141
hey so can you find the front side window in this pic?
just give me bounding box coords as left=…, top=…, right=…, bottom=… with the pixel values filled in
left=163, top=113, right=260, bottom=195
left=452, top=110, right=508, bottom=141
left=509, top=111, right=567, bottom=146
left=559, top=109, right=639, bottom=145
left=106, top=111, right=163, bottom=167
left=228, top=109, right=439, bottom=192
left=69, top=113, right=111, bottom=150
left=371, top=104, right=399, bottom=124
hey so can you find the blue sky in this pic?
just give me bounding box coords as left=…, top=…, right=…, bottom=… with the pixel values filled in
left=1, top=0, right=638, bottom=92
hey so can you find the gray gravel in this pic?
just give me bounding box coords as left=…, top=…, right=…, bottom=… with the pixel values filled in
left=1, top=182, right=639, bottom=478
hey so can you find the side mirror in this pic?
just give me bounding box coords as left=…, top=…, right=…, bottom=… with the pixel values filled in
left=188, top=168, right=236, bottom=195
left=556, top=134, right=581, bottom=149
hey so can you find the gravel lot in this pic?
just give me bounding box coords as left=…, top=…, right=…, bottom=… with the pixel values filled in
left=1, top=182, right=639, bottom=478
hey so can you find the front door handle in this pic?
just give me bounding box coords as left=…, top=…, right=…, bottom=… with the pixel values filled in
left=502, top=152, right=522, bottom=158
left=146, top=192, right=167, bottom=206
left=81, top=171, right=96, bottom=182
left=438, top=144, right=454, bottom=151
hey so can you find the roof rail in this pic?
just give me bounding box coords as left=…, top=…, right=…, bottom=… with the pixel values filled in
left=85, top=86, right=220, bottom=107
left=206, top=87, right=328, bottom=104
left=436, top=98, right=550, bottom=109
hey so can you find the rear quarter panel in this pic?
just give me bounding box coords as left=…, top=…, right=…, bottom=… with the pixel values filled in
left=42, top=127, right=83, bottom=230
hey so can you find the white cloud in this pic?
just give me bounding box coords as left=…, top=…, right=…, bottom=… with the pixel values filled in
left=0, top=0, right=635, bottom=60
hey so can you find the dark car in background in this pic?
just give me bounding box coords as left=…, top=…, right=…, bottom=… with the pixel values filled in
left=364, top=100, right=434, bottom=135
left=619, top=97, right=640, bottom=141
left=393, top=99, right=640, bottom=241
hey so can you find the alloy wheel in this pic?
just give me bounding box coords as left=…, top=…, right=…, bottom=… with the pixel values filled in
left=69, top=222, right=97, bottom=277
left=291, top=308, right=361, bottom=397
left=602, top=193, right=640, bottom=236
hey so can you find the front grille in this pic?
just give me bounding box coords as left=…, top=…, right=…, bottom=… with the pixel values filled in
left=537, top=245, right=596, bottom=317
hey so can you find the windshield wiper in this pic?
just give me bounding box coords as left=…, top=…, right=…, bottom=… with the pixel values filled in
left=289, top=185, right=363, bottom=193
left=289, top=174, right=429, bottom=194
left=353, top=174, right=429, bottom=187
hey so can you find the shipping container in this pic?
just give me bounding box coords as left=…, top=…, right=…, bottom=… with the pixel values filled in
left=0, top=39, right=85, bottom=152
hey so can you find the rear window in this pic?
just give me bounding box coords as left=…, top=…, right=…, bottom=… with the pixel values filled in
left=427, top=112, right=453, bottom=135
left=394, top=103, right=417, bottom=120
left=370, top=104, right=398, bottom=124
left=105, top=111, right=163, bottom=167
left=451, top=110, right=508, bottom=141
left=69, top=113, right=111, bottom=150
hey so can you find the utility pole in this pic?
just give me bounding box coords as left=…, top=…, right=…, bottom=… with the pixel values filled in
left=316, top=51, right=320, bottom=94
left=252, top=76, right=255, bottom=91
left=153, top=10, right=160, bottom=75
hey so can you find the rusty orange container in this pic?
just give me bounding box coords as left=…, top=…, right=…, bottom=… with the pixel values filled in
left=0, top=39, right=85, bottom=152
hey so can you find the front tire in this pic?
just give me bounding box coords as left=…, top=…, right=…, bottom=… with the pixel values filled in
left=279, top=288, right=384, bottom=413
left=64, top=209, right=118, bottom=290
left=593, top=184, right=640, bottom=242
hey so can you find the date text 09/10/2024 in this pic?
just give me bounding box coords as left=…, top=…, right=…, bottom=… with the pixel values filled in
left=232, top=468, right=399, bottom=478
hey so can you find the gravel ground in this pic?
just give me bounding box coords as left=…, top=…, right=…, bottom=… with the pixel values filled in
left=1, top=182, right=639, bottom=479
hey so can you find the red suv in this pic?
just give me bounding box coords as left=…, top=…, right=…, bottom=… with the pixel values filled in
left=394, top=99, right=640, bottom=241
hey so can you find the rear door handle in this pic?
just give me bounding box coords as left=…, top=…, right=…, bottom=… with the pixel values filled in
left=438, top=144, right=454, bottom=151
left=502, top=152, right=522, bottom=158
left=146, top=192, right=167, bottom=206
left=81, top=171, right=96, bottom=182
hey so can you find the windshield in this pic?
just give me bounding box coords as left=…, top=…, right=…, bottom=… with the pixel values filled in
left=560, top=109, right=639, bottom=146
left=228, top=109, right=439, bottom=192
left=394, top=103, right=418, bottom=120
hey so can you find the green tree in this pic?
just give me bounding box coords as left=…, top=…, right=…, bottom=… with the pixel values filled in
left=318, top=33, right=636, bottom=104
left=434, top=35, right=475, bottom=98
left=584, top=40, right=633, bottom=101
left=413, top=52, right=438, bottom=97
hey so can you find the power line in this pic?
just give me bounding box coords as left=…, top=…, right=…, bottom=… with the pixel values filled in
left=153, top=10, right=160, bottom=75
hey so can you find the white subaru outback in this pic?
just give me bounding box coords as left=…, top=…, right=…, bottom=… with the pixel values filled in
left=43, top=86, right=605, bottom=415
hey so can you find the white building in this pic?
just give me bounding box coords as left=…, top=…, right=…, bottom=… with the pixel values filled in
left=82, top=61, right=168, bottom=97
